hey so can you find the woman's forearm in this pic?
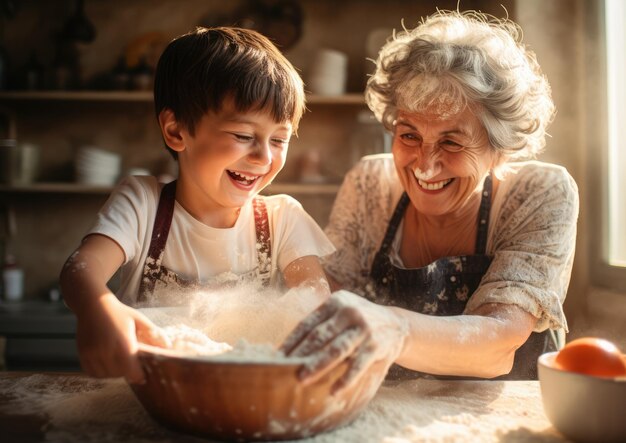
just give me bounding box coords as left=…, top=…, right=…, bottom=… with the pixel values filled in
left=391, top=303, right=537, bottom=378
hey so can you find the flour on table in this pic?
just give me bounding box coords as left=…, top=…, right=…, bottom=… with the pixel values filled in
left=0, top=375, right=562, bottom=442
left=0, top=285, right=563, bottom=442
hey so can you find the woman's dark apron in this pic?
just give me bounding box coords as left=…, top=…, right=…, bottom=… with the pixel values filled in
left=370, top=174, right=556, bottom=380
left=136, top=180, right=272, bottom=303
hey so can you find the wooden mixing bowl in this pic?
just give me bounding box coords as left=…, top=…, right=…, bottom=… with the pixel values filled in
left=130, top=344, right=386, bottom=441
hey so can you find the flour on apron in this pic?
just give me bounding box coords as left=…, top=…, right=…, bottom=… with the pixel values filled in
left=137, top=180, right=272, bottom=303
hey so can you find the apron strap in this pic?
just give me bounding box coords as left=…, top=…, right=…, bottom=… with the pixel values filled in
left=252, top=197, right=272, bottom=286
left=377, top=193, right=411, bottom=255
left=474, top=173, right=493, bottom=255
left=138, top=180, right=177, bottom=303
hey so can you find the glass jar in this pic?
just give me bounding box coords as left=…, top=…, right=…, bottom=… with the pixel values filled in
left=349, top=110, right=391, bottom=166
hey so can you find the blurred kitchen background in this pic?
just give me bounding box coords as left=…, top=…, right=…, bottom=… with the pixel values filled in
left=0, top=0, right=624, bottom=371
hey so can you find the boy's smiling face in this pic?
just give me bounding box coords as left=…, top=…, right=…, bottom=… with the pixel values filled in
left=166, top=100, right=292, bottom=227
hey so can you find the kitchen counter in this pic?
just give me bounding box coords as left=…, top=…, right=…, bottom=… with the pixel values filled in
left=0, top=301, right=79, bottom=371
left=0, top=371, right=568, bottom=443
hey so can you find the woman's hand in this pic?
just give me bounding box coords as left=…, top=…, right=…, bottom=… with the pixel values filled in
left=280, top=290, right=409, bottom=393
left=75, top=293, right=170, bottom=384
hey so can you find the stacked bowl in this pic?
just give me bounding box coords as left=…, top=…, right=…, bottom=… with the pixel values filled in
left=307, top=49, right=348, bottom=96
left=75, top=146, right=121, bottom=186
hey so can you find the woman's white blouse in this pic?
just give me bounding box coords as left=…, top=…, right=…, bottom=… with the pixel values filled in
left=323, top=154, right=579, bottom=332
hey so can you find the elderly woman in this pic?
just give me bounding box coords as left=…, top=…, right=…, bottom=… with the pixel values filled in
left=282, top=10, right=578, bottom=386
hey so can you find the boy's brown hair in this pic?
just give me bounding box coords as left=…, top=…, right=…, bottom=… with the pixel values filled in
left=154, top=27, right=305, bottom=158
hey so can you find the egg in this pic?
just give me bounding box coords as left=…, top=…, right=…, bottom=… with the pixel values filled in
left=554, top=337, right=626, bottom=378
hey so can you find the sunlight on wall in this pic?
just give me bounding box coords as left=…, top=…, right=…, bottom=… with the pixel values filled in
left=607, top=0, right=626, bottom=266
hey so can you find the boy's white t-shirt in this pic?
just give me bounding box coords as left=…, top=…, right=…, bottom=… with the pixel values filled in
left=88, top=176, right=335, bottom=305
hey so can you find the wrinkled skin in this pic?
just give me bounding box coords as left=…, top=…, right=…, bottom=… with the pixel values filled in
left=281, top=290, right=409, bottom=393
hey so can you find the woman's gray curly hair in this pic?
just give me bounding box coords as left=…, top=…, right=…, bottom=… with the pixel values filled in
left=366, top=10, right=555, bottom=159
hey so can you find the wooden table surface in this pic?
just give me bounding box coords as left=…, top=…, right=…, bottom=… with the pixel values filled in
left=0, top=371, right=569, bottom=443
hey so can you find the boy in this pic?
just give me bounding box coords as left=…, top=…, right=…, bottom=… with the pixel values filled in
left=59, top=27, right=334, bottom=383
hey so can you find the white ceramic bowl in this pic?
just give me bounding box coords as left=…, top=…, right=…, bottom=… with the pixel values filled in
left=78, top=146, right=120, bottom=161
left=538, top=352, right=626, bottom=442
left=76, top=171, right=118, bottom=186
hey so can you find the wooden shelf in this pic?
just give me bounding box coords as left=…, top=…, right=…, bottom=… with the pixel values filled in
left=306, top=93, right=365, bottom=105
left=0, top=91, right=365, bottom=105
left=0, top=181, right=340, bottom=195
left=0, top=90, right=153, bottom=102
left=265, top=182, right=340, bottom=195
left=0, top=182, right=114, bottom=194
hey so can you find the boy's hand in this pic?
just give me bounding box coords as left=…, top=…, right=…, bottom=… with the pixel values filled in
left=75, top=293, right=168, bottom=384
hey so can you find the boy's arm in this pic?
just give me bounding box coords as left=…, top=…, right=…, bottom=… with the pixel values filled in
left=61, top=234, right=124, bottom=313
left=283, top=255, right=331, bottom=300
left=60, top=234, right=168, bottom=383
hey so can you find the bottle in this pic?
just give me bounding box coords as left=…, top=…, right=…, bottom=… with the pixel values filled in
left=24, top=51, right=45, bottom=90
left=2, top=254, right=24, bottom=301
left=131, top=56, right=153, bottom=91
left=298, top=149, right=325, bottom=183
left=111, top=55, right=130, bottom=90
left=0, top=43, right=9, bottom=90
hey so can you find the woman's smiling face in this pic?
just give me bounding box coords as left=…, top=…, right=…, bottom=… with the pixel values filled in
left=392, top=107, right=499, bottom=217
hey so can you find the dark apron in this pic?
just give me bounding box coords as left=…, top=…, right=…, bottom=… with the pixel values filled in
left=137, top=180, right=272, bottom=303
left=370, top=174, right=555, bottom=380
